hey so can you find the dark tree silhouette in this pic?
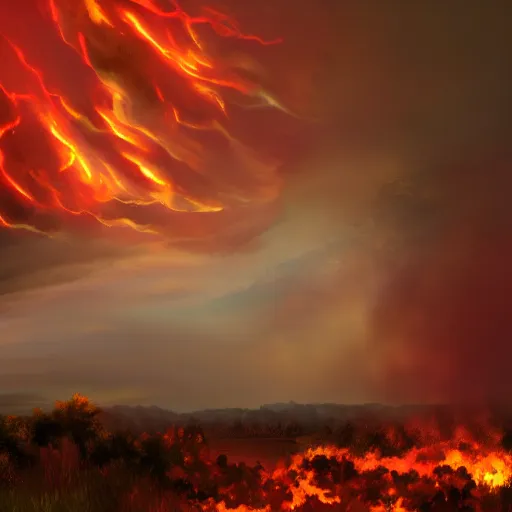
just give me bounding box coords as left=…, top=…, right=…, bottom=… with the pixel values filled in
left=31, top=414, right=64, bottom=448
left=0, top=417, right=32, bottom=469
left=52, top=393, right=104, bottom=459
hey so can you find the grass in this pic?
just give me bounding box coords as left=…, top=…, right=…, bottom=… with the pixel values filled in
left=0, top=467, right=186, bottom=512
left=0, top=467, right=124, bottom=512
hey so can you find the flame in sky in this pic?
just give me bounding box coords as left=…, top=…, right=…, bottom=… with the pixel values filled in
left=0, top=0, right=289, bottom=237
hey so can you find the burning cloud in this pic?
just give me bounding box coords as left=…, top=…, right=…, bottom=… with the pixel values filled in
left=0, top=0, right=293, bottom=237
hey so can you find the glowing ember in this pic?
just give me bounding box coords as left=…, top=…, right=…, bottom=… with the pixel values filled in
left=170, top=418, right=512, bottom=512
left=203, top=439, right=512, bottom=511
left=0, top=0, right=288, bottom=237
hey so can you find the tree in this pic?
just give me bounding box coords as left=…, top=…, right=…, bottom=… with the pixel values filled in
left=216, top=454, right=228, bottom=469
left=502, top=429, right=512, bottom=452
left=138, top=434, right=172, bottom=483
left=335, top=421, right=355, bottom=448
left=231, top=420, right=245, bottom=437
left=284, top=422, right=304, bottom=438
left=0, top=416, right=30, bottom=468
left=31, top=414, right=64, bottom=448
left=51, top=393, right=104, bottom=459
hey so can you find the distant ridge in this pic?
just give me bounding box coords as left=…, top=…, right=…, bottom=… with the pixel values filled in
left=96, top=402, right=448, bottom=434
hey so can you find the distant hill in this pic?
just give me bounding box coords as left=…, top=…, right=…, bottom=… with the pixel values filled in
left=4, top=398, right=505, bottom=437
left=97, top=402, right=444, bottom=435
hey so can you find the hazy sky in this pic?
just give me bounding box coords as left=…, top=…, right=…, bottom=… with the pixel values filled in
left=0, top=0, right=511, bottom=412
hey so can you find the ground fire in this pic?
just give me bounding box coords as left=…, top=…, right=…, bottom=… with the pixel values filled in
left=2, top=396, right=512, bottom=511
left=0, top=0, right=289, bottom=237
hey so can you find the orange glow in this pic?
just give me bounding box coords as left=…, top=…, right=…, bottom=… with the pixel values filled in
left=157, top=423, right=512, bottom=511
left=0, top=0, right=287, bottom=236
left=11, top=393, right=511, bottom=511
left=84, top=0, right=113, bottom=27
left=266, top=441, right=512, bottom=511
left=121, top=152, right=168, bottom=187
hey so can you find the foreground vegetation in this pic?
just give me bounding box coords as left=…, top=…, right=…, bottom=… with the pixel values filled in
left=0, top=394, right=232, bottom=511
left=3, top=395, right=512, bottom=511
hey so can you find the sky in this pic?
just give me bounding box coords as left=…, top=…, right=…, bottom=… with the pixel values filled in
left=0, top=0, right=511, bottom=412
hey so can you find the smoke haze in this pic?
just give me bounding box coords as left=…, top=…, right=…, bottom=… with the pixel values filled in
left=0, top=0, right=511, bottom=410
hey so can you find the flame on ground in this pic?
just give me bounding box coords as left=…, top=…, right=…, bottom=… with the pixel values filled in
left=0, top=0, right=289, bottom=237
left=6, top=398, right=512, bottom=511
left=137, top=435, right=512, bottom=512
left=125, top=419, right=512, bottom=511
left=266, top=443, right=512, bottom=511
